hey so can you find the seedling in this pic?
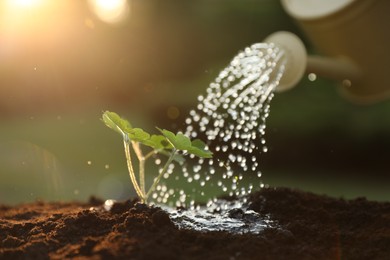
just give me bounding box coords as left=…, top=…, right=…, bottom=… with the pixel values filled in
left=102, top=111, right=212, bottom=204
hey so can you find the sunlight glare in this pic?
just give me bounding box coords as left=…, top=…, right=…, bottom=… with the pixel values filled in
left=88, top=0, right=130, bottom=24
left=2, top=0, right=48, bottom=32
left=7, top=0, right=42, bottom=8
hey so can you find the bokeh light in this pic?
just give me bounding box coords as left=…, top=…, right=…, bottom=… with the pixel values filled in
left=88, top=0, right=130, bottom=24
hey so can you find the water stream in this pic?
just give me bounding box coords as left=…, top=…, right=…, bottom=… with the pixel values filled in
left=154, top=42, right=287, bottom=232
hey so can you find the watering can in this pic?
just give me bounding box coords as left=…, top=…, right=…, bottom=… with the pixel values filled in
left=264, top=0, right=390, bottom=104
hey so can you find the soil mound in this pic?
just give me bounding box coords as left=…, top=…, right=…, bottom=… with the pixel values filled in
left=1, top=187, right=389, bottom=259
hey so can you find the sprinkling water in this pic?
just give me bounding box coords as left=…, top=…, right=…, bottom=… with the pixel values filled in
left=152, top=42, right=286, bottom=210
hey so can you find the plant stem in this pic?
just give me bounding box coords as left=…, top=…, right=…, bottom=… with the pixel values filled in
left=123, top=137, right=145, bottom=202
left=131, top=141, right=146, bottom=195
left=139, top=159, right=146, bottom=196
left=145, top=149, right=177, bottom=201
left=144, top=150, right=155, bottom=160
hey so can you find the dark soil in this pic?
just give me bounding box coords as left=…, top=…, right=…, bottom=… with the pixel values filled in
left=1, top=187, right=389, bottom=260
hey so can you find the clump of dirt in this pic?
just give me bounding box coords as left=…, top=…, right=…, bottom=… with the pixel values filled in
left=1, top=187, right=389, bottom=259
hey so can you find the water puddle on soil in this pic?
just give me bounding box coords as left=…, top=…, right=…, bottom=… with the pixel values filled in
left=165, top=197, right=277, bottom=234
left=152, top=42, right=286, bottom=233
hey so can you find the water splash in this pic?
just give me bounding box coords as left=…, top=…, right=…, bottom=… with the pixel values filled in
left=153, top=42, right=286, bottom=207
left=166, top=196, right=277, bottom=234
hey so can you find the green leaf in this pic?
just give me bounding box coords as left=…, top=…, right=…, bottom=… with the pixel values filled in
left=102, top=111, right=132, bottom=136
left=129, top=128, right=150, bottom=142
left=158, top=128, right=213, bottom=158
left=191, top=139, right=207, bottom=150
left=102, top=111, right=212, bottom=159
left=157, top=128, right=191, bottom=150
left=156, top=128, right=175, bottom=145
left=188, top=139, right=213, bottom=158
left=174, top=133, right=192, bottom=150
left=143, top=135, right=173, bottom=150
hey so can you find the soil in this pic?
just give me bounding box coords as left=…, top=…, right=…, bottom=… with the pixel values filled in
left=1, top=187, right=389, bottom=260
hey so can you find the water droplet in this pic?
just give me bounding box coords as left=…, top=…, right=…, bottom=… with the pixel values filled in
left=104, top=199, right=116, bottom=211
left=308, top=73, right=317, bottom=81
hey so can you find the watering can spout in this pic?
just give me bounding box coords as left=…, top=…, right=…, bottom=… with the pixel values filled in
left=268, top=0, right=390, bottom=104
left=305, top=56, right=361, bottom=86
left=264, top=31, right=361, bottom=94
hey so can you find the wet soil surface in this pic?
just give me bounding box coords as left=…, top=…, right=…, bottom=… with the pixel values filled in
left=1, top=187, right=390, bottom=260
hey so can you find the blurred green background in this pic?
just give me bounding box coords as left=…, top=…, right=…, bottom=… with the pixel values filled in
left=1, top=0, right=389, bottom=204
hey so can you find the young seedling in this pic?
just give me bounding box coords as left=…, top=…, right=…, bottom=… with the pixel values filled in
left=102, top=111, right=212, bottom=204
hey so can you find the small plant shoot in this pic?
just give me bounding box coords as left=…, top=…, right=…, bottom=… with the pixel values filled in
left=102, top=111, right=212, bottom=204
